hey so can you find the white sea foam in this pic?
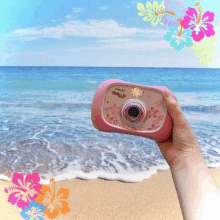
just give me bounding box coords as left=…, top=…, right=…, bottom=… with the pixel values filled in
left=41, top=164, right=168, bottom=184
left=0, top=175, right=12, bottom=181
left=2, top=127, right=9, bottom=131
left=38, top=160, right=218, bottom=184
left=0, top=160, right=219, bottom=184
left=85, top=80, right=97, bottom=84
left=176, top=92, right=220, bottom=107
left=208, top=163, right=220, bottom=168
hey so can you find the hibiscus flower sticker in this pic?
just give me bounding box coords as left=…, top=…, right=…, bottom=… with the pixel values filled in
left=161, top=0, right=187, bottom=27
left=181, top=2, right=215, bottom=42
left=190, top=36, right=217, bottom=67
left=20, top=201, right=45, bottom=220
left=137, top=1, right=166, bottom=27
left=5, top=172, right=42, bottom=210
left=35, top=178, right=70, bottom=219
left=164, top=19, right=193, bottom=51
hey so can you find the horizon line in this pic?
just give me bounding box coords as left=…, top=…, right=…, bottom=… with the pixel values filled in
left=0, top=66, right=219, bottom=69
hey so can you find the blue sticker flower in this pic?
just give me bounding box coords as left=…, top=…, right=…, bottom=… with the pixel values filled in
left=20, top=201, right=45, bottom=220
left=161, top=0, right=187, bottom=27
left=164, top=26, right=193, bottom=51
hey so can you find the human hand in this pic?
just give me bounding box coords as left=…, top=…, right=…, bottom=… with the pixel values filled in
left=156, top=89, right=203, bottom=168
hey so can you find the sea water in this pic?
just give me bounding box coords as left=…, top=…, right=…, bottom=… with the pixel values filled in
left=0, top=66, right=219, bottom=183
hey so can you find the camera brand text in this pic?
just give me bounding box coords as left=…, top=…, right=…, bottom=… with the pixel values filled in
left=112, top=91, right=126, bottom=98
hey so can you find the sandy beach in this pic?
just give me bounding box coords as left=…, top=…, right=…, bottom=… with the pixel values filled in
left=0, top=167, right=220, bottom=220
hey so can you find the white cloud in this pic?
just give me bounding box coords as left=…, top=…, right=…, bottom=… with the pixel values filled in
left=56, top=37, right=171, bottom=51
left=7, top=19, right=172, bottom=51
left=100, top=38, right=134, bottom=43
left=66, top=14, right=72, bottom=19
left=100, top=5, right=108, bottom=10
left=72, top=8, right=84, bottom=13
left=66, top=14, right=79, bottom=19
left=81, top=39, right=170, bottom=50
left=52, top=19, right=61, bottom=22
left=9, top=19, right=167, bottom=40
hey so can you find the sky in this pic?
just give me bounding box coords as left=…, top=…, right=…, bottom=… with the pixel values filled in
left=0, top=0, right=219, bottom=67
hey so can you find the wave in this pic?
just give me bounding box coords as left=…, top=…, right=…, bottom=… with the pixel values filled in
left=0, top=80, right=100, bottom=91
left=85, top=80, right=97, bottom=84
left=1, top=100, right=220, bottom=113
left=0, top=101, right=92, bottom=109
left=182, top=106, right=220, bottom=114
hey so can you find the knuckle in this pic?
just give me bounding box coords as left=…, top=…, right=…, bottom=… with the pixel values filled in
left=169, top=99, right=181, bottom=112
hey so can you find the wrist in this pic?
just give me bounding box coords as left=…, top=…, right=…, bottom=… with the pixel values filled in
left=170, top=151, right=220, bottom=220
left=170, top=151, right=220, bottom=191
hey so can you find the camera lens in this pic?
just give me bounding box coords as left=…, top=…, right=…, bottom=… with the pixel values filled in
left=128, top=107, right=139, bottom=118
left=120, top=100, right=147, bottom=127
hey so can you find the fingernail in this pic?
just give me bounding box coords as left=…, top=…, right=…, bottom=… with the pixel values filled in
left=164, top=89, right=170, bottom=99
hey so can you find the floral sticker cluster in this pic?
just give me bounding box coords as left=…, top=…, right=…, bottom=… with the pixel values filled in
left=4, top=172, right=70, bottom=220
left=137, top=0, right=217, bottom=67
left=104, top=103, right=164, bottom=131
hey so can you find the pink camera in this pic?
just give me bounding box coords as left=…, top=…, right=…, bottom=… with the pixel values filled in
left=91, top=79, right=177, bottom=142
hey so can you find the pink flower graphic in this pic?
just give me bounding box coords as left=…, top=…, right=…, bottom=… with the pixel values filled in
left=110, top=104, right=120, bottom=118
left=148, top=124, right=160, bottom=131
left=112, top=119, right=119, bottom=125
left=105, top=113, right=113, bottom=124
left=153, top=119, right=160, bottom=125
left=104, top=107, right=110, bottom=113
left=146, top=94, right=151, bottom=99
left=148, top=107, right=159, bottom=118
left=5, top=172, right=42, bottom=209
left=156, top=100, right=162, bottom=107
left=181, top=3, right=215, bottom=42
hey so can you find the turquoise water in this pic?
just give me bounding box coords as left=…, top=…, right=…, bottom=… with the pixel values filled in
left=0, top=67, right=219, bottom=183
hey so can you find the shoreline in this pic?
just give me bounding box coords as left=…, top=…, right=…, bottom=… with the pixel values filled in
left=0, top=162, right=220, bottom=184
left=1, top=167, right=220, bottom=220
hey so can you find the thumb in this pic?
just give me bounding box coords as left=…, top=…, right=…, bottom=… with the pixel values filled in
left=162, top=89, right=188, bottom=127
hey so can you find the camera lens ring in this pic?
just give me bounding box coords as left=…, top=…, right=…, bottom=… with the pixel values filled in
left=125, top=104, right=142, bottom=121
left=120, top=99, right=148, bottom=128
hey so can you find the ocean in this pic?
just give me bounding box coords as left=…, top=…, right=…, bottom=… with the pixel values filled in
left=0, top=66, right=220, bottom=183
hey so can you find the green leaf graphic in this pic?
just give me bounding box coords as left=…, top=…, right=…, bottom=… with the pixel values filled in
left=137, top=3, right=146, bottom=11
left=143, top=14, right=154, bottom=21
left=151, top=15, right=159, bottom=27
left=200, top=55, right=208, bottom=67
left=146, top=2, right=153, bottom=12
left=138, top=12, right=147, bottom=16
